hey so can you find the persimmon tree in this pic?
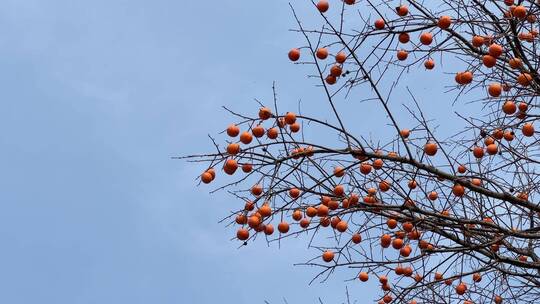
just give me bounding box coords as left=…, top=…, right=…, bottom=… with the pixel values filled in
left=182, top=0, right=540, bottom=303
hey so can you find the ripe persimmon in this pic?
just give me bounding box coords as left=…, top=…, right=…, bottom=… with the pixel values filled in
left=289, top=188, right=300, bottom=198
left=396, top=5, right=408, bottom=16
left=330, top=64, right=342, bottom=77
left=201, top=171, right=214, bottom=184
left=456, top=283, right=467, bottom=295
left=223, top=159, right=238, bottom=175
left=240, top=131, right=253, bottom=144
left=424, top=142, right=438, bottom=156
left=292, top=209, right=302, bottom=221
left=517, top=73, right=533, bottom=86
left=334, top=185, right=345, bottom=196
left=336, top=220, right=348, bottom=232
left=374, top=19, right=385, bottom=30
left=428, top=191, right=438, bottom=200
left=227, top=124, right=240, bottom=137
left=334, top=166, right=346, bottom=177
left=472, top=35, right=484, bottom=47
left=488, top=43, right=503, bottom=57
left=264, top=224, right=274, bottom=235
left=306, top=206, right=317, bottom=217
left=288, top=48, right=300, bottom=61
left=398, top=32, right=410, bottom=43
left=397, top=50, right=408, bottom=61
left=237, top=228, right=249, bottom=240
left=402, top=222, right=414, bottom=232
left=316, top=47, right=329, bottom=60
left=251, top=184, right=263, bottom=196
left=513, top=5, right=527, bottom=19
left=486, top=143, right=498, bottom=155
left=320, top=216, right=331, bottom=227
left=244, top=201, right=255, bottom=211
left=522, top=123, right=534, bottom=136
left=335, top=51, right=347, bottom=63
left=290, top=122, right=300, bottom=133
left=518, top=102, right=528, bottom=112
left=379, top=180, right=391, bottom=192
left=424, top=59, right=435, bottom=69
left=482, top=55, right=496, bottom=68
left=473, top=146, right=484, bottom=158
left=241, top=163, right=252, bottom=173
left=387, top=218, right=398, bottom=229
left=452, top=183, right=465, bottom=196
left=227, top=143, right=240, bottom=155
left=471, top=178, right=482, bottom=186
left=460, top=71, right=473, bottom=84
left=251, top=126, right=265, bottom=138
left=322, top=250, right=334, bottom=262
left=488, top=83, right=502, bottom=97
left=235, top=214, right=247, bottom=225
left=360, top=162, right=372, bottom=174
left=317, top=204, right=329, bottom=217
left=278, top=221, right=290, bottom=233
left=503, top=100, right=517, bottom=114
left=392, top=238, right=404, bottom=249
left=358, top=272, right=369, bottom=282
left=284, top=112, right=297, bottom=124
left=420, top=32, right=433, bottom=45
left=316, top=0, right=329, bottom=13
left=400, top=245, right=411, bottom=257
left=509, top=57, right=522, bottom=69
left=258, top=107, right=272, bottom=120
left=438, top=15, right=452, bottom=29
left=325, top=75, right=337, bottom=85
left=266, top=127, right=278, bottom=139
left=373, top=158, right=383, bottom=169
left=504, top=130, right=514, bottom=141
left=381, top=234, right=392, bottom=247
left=352, top=233, right=362, bottom=244
left=206, top=168, right=215, bottom=179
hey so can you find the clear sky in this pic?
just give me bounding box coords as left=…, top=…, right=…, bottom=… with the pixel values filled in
left=0, top=1, right=467, bottom=303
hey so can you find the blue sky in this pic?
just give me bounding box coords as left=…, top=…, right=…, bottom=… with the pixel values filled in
left=0, top=1, right=469, bottom=303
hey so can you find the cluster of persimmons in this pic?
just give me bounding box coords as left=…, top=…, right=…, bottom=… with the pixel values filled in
left=190, top=1, right=540, bottom=303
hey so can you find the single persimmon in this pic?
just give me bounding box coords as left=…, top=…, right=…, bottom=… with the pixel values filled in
left=288, top=48, right=300, bottom=61
left=237, top=228, right=249, bottom=240
left=284, top=112, right=297, bottom=124
left=322, top=250, right=334, bottom=262
left=240, top=131, right=253, bottom=144
left=335, top=51, right=347, bottom=63
left=227, top=124, right=240, bottom=137
left=452, top=183, right=465, bottom=196
left=420, top=32, right=433, bottom=45
left=374, top=19, right=385, bottom=30
left=316, top=0, right=329, bottom=13
left=316, top=47, right=329, bottom=59
left=278, top=221, right=290, bottom=233
left=438, top=15, right=452, bottom=29
left=522, top=123, right=534, bottom=136
left=201, top=171, right=214, bottom=184
left=424, top=142, right=438, bottom=156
